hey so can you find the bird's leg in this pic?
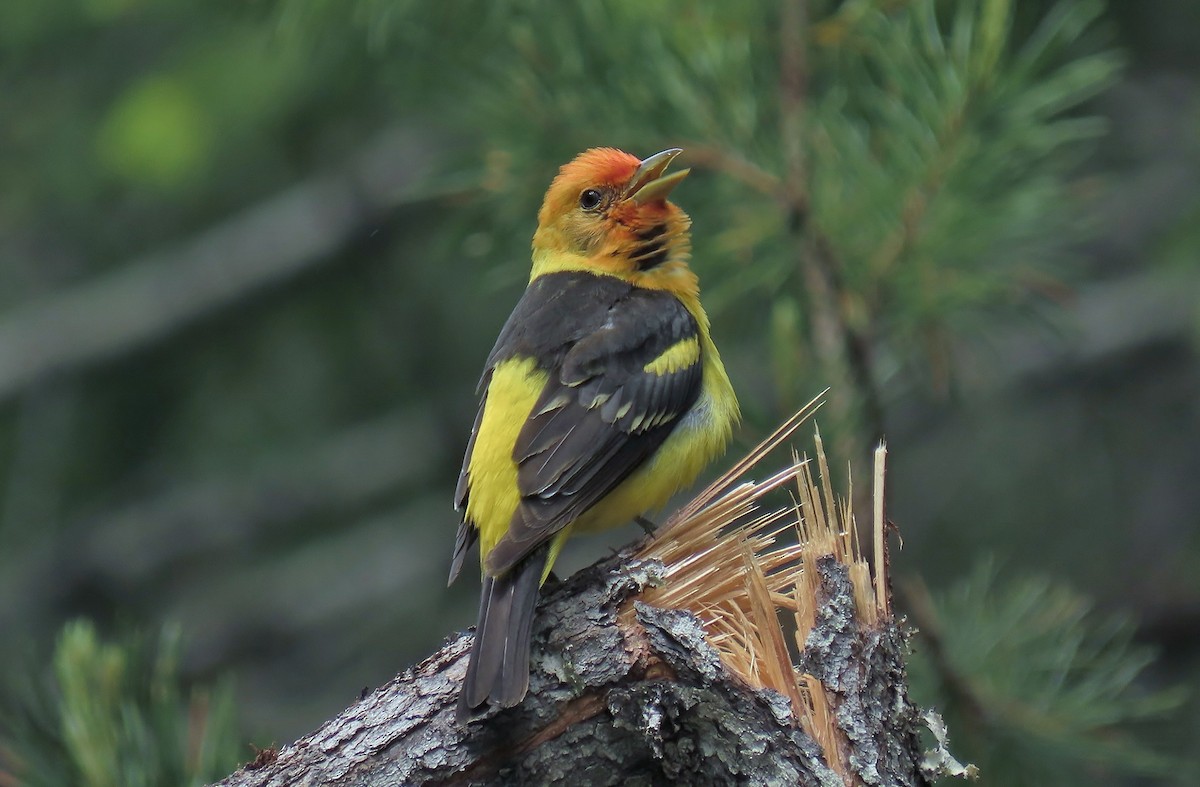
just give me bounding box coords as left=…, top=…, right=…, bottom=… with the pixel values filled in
left=634, top=515, right=658, bottom=535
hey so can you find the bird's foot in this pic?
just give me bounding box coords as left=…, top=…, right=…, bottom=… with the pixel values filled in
left=634, top=515, right=658, bottom=535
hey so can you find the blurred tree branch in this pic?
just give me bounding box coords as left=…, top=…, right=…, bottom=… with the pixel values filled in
left=0, top=128, right=461, bottom=404
left=948, top=268, right=1200, bottom=388
left=0, top=406, right=447, bottom=652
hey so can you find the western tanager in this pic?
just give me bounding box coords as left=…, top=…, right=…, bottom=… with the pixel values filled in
left=449, top=147, right=739, bottom=721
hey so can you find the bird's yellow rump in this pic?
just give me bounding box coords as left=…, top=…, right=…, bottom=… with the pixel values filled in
left=449, top=147, right=740, bottom=721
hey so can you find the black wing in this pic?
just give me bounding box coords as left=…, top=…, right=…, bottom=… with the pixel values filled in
left=450, top=272, right=629, bottom=584
left=452, top=271, right=703, bottom=580
left=488, top=279, right=702, bottom=575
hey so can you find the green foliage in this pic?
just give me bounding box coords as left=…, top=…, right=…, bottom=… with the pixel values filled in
left=0, top=0, right=381, bottom=280
left=2, top=0, right=1195, bottom=777
left=283, top=0, right=1120, bottom=402
left=906, top=561, right=1186, bottom=785
left=0, top=620, right=243, bottom=787
left=96, top=74, right=214, bottom=189
left=808, top=0, right=1120, bottom=333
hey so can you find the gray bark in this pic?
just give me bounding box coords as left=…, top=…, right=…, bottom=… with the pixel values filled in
left=214, top=551, right=930, bottom=786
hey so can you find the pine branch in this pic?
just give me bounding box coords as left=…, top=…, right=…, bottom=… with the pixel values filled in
left=777, top=0, right=888, bottom=507
left=903, top=561, right=1185, bottom=783
left=0, top=621, right=242, bottom=787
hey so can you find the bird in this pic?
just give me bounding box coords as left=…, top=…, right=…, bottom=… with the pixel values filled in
left=449, top=147, right=739, bottom=721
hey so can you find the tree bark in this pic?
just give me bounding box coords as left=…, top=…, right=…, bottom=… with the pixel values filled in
left=214, top=545, right=933, bottom=787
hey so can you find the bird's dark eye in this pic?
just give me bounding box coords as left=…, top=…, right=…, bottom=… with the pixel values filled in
left=579, top=188, right=603, bottom=211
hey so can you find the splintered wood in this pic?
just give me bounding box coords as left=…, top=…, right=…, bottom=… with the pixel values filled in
left=637, top=393, right=891, bottom=784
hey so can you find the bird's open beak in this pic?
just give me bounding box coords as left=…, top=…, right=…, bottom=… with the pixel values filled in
left=624, top=148, right=690, bottom=205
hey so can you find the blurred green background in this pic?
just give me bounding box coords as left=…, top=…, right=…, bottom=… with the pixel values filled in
left=1, top=0, right=1198, bottom=784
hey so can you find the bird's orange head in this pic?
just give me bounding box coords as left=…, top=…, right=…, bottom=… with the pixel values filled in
left=531, top=148, right=694, bottom=293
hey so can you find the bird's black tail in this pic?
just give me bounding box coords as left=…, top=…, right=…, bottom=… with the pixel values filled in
left=457, top=543, right=549, bottom=723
